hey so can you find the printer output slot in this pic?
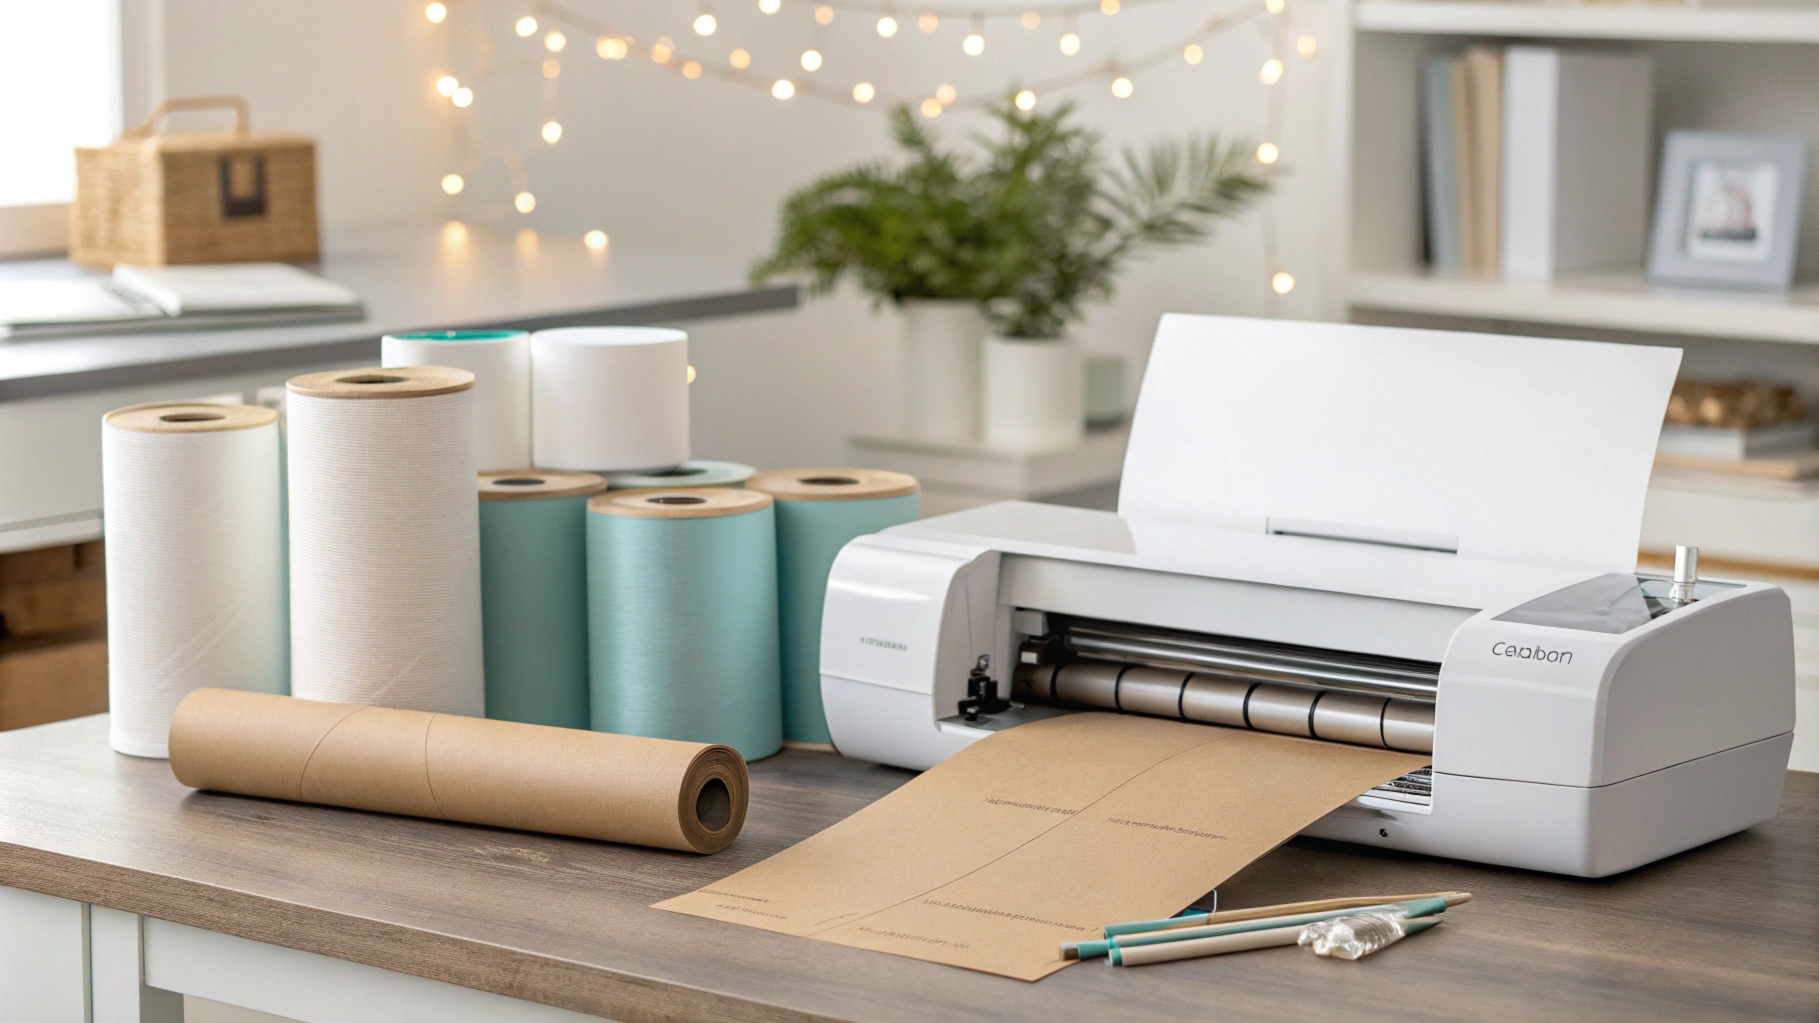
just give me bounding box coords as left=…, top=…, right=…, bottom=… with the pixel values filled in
left=1011, top=659, right=1436, bottom=754
left=1045, top=616, right=1440, bottom=702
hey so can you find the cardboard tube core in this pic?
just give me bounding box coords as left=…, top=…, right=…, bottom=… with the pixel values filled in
left=696, top=777, right=733, bottom=830
left=169, top=689, right=749, bottom=853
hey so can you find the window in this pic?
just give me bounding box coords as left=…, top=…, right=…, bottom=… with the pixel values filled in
left=0, top=0, right=121, bottom=255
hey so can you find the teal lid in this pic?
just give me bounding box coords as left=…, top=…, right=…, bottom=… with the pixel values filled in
left=387, top=330, right=527, bottom=342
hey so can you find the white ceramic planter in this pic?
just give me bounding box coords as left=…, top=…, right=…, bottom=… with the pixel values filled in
left=983, top=335, right=1085, bottom=452
left=900, top=300, right=988, bottom=442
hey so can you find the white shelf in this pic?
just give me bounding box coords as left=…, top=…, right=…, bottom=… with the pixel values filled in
left=849, top=427, right=1128, bottom=498
left=1346, top=269, right=1819, bottom=343
left=1354, top=1, right=1819, bottom=43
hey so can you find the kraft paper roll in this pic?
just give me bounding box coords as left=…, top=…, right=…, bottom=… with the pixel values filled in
left=606, top=460, right=754, bottom=489
left=746, top=468, right=920, bottom=745
left=169, top=688, right=747, bottom=853
left=587, top=488, right=782, bottom=760
left=479, top=471, right=606, bottom=729
left=102, top=403, right=287, bottom=759
left=383, top=330, right=532, bottom=472
left=532, top=327, right=690, bottom=472
left=286, top=367, right=485, bottom=716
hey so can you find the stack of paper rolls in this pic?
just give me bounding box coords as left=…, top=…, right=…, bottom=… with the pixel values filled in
left=101, top=402, right=286, bottom=758
left=286, top=366, right=485, bottom=716
left=478, top=470, right=606, bottom=729
left=381, top=330, right=532, bottom=472
left=586, top=488, right=781, bottom=760
left=746, top=468, right=920, bottom=745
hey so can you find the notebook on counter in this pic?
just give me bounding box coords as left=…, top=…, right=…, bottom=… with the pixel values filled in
left=0, top=263, right=364, bottom=340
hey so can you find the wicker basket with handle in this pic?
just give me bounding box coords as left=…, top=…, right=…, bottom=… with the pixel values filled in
left=71, top=95, right=319, bottom=267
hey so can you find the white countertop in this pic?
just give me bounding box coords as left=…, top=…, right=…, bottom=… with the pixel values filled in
left=0, top=224, right=795, bottom=401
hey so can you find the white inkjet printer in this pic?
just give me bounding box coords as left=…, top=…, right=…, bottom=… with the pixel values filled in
left=819, top=316, right=1794, bottom=877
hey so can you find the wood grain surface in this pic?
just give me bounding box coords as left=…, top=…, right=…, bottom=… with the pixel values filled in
left=0, top=714, right=1814, bottom=1023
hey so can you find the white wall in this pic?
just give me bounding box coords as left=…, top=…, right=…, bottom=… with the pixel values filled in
left=133, top=0, right=1337, bottom=469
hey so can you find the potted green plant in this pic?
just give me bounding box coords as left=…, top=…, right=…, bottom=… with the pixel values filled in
left=753, top=101, right=1268, bottom=449
left=751, top=108, right=1002, bottom=442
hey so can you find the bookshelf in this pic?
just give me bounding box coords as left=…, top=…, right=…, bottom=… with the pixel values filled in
left=1339, top=2, right=1819, bottom=345
left=1348, top=269, right=1819, bottom=343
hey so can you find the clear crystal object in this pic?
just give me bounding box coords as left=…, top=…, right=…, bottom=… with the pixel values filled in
left=1298, top=910, right=1414, bottom=960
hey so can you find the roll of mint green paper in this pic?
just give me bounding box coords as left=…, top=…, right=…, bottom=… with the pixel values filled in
left=586, top=488, right=781, bottom=760
left=605, top=460, right=754, bottom=489
left=478, top=471, right=606, bottom=729
left=746, top=469, right=920, bottom=745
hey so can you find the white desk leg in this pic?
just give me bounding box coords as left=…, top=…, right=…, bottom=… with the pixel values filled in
left=0, top=885, right=89, bottom=1022
left=91, top=905, right=185, bottom=1023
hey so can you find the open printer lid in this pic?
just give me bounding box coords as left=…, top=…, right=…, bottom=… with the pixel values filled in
left=1118, top=316, right=1681, bottom=574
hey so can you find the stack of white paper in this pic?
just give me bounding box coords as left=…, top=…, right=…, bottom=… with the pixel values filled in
left=111, top=263, right=361, bottom=316
left=0, top=263, right=363, bottom=340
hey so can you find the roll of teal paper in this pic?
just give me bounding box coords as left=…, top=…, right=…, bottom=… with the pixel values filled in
left=605, top=460, right=754, bottom=489
left=479, top=470, right=606, bottom=729
left=746, top=468, right=920, bottom=746
left=587, top=488, right=782, bottom=760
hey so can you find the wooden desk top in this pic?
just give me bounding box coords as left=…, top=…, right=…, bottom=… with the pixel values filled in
left=1, top=715, right=1814, bottom=1023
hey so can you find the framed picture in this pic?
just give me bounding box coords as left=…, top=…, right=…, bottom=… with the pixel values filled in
left=1647, top=131, right=1809, bottom=291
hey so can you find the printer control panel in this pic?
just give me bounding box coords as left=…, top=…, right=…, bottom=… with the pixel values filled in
left=1493, top=572, right=1740, bottom=636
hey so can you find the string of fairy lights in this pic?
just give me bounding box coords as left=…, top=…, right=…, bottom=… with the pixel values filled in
left=422, top=0, right=1312, bottom=303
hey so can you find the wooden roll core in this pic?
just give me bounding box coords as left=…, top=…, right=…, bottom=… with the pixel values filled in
left=287, top=365, right=475, bottom=399
left=478, top=470, right=607, bottom=502
left=588, top=487, right=773, bottom=520
left=105, top=403, right=277, bottom=434
left=746, top=467, right=919, bottom=502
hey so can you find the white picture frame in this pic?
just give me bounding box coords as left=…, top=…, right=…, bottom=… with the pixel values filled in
left=1647, top=131, right=1808, bottom=292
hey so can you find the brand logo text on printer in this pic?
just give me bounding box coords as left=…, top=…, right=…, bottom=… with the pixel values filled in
left=860, top=636, right=908, bottom=651
left=1491, top=641, right=1573, bottom=664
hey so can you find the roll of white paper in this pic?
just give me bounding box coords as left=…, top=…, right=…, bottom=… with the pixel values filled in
left=102, top=403, right=287, bottom=758
left=532, top=327, right=690, bottom=472
left=382, top=330, right=532, bottom=472
left=286, top=366, right=485, bottom=716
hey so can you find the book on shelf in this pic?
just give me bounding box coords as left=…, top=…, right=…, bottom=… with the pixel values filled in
left=1501, top=48, right=1653, bottom=282
left=1425, top=46, right=1502, bottom=274
left=1420, top=44, right=1652, bottom=282
left=1421, top=55, right=1461, bottom=271
left=0, top=263, right=363, bottom=340
left=1463, top=46, right=1503, bottom=275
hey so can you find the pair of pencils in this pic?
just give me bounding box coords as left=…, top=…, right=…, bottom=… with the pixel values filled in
left=1109, top=915, right=1446, bottom=966
left=1098, top=890, right=1468, bottom=940
left=1067, top=896, right=1458, bottom=961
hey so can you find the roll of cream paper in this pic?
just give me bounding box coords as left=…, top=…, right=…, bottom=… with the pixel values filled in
left=286, top=366, right=485, bottom=716
left=102, top=403, right=287, bottom=758
left=532, top=327, right=689, bottom=472
left=382, top=330, right=531, bottom=472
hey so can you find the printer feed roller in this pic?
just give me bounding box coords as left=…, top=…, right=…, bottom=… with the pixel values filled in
left=1053, top=618, right=1439, bottom=702
left=1011, top=660, right=1435, bottom=754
